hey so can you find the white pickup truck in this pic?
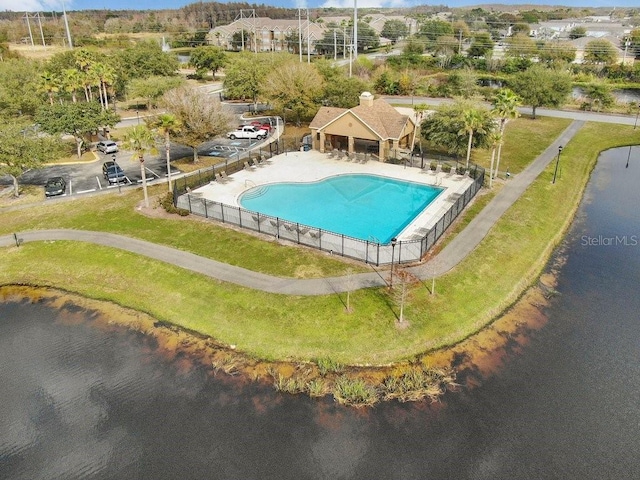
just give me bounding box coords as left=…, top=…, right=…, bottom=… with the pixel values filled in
left=226, top=126, right=267, bottom=140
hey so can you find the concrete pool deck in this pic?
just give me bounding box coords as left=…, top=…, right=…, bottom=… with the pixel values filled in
left=190, top=150, right=475, bottom=242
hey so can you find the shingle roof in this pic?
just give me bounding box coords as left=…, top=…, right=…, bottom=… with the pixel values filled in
left=351, top=98, right=410, bottom=139
left=309, top=107, right=347, bottom=130
left=310, top=98, right=411, bottom=141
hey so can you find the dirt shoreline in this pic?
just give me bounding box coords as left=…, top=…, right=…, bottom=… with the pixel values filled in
left=0, top=261, right=559, bottom=405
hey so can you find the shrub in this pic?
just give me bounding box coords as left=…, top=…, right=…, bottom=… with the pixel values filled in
left=159, top=192, right=189, bottom=216
left=272, top=372, right=306, bottom=394
left=315, top=357, right=344, bottom=376
left=456, top=166, right=466, bottom=175
left=430, top=161, right=437, bottom=171
left=381, top=366, right=457, bottom=403
left=307, top=379, right=329, bottom=398
left=441, top=164, right=452, bottom=173
left=332, top=376, right=378, bottom=407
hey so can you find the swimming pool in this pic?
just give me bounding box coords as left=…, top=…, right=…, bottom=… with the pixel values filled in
left=239, top=174, right=443, bottom=243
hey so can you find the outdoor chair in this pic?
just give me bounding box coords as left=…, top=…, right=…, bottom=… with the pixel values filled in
left=244, top=161, right=256, bottom=171
left=221, top=171, right=230, bottom=181
left=215, top=172, right=225, bottom=183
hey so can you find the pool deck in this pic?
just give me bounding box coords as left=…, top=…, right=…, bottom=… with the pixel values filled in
left=191, top=150, right=474, bottom=242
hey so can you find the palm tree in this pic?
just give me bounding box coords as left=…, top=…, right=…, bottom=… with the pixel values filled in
left=91, top=62, right=116, bottom=111
left=492, top=88, right=521, bottom=179
left=487, top=129, right=502, bottom=189
left=410, top=103, right=428, bottom=157
left=122, top=125, right=157, bottom=208
left=460, top=108, right=487, bottom=168
left=61, top=68, right=82, bottom=103
left=147, top=113, right=182, bottom=193
left=40, top=71, right=59, bottom=105
left=74, top=49, right=97, bottom=102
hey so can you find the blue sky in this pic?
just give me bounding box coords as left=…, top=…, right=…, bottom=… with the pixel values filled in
left=0, top=0, right=635, bottom=14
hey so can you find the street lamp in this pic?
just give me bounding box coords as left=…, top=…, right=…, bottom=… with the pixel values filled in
left=390, top=237, right=397, bottom=288
left=552, top=145, right=563, bottom=184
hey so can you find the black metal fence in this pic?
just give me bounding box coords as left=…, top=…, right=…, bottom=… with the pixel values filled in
left=173, top=157, right=485, bottom=266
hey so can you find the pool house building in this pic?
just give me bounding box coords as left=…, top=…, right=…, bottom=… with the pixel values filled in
left=309, top=92, right=417, bottom=161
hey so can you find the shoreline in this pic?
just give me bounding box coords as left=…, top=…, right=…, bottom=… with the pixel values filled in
left=0, top=273, right=558, bottom=406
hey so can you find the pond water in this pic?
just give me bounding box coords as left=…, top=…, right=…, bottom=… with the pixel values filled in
left=1, top=146, right=640, bottom=479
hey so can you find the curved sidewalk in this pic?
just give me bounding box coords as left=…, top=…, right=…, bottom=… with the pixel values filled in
left=0, top=121, right=584, bottom=296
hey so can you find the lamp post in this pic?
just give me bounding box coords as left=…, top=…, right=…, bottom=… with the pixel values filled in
left=390, top=237, right=397, bottom=288
left=635, top=106, right=639, bottom=130
left=552, top=145, right=563, bottom=184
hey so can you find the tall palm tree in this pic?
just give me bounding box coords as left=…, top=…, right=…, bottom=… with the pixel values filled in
left=410, top=103, right=428, bottom=156
left=122, top=125, right=157, bottom=208
left=74, top=49, right=97, bottom=102
left=147, top=113, right=182, bottom=193
left=62, top=68, right=82, bottom=103
left=91, top=62, right=116, bottom=111
left=487, top=129, right=502, bottom=189
left=492, top=88, right=521, bottom=179
left=460, top=108, right=487, bottom=168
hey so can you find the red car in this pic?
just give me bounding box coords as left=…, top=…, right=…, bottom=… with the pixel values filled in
left=250, top=121, right=272, bottom=132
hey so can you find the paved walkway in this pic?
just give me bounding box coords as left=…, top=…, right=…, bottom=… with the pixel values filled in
left=1, top=121, right=584, bottom=296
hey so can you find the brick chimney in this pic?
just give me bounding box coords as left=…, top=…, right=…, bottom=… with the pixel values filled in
left=359, top=91, right=374, bottom=107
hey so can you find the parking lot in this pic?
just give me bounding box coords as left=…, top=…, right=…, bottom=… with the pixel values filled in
left=2, top=114, right=281, bottom=200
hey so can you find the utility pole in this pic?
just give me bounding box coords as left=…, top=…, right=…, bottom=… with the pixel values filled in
left=298, top=9, right=302, bottom=63
left=334, top=30, right=337, bottom=61
left=23, top=13, right=34, bottom=47
left=237, top=9, right=256, bottom=53
left=306, top=9, right=310, bottom=64
left=348, top=33, right=353, bottom=78
left=353, top=0, right=358, bottom=59
left=343, top=28, right=347, bottom=59
left=36, top=13, right=46, bottom=47
left=62, top=0, right=73, bottom=49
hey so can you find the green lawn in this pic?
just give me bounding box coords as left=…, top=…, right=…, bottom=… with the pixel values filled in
left=471, top=115, right=571, bottom=174
left=1, top=122, right=638, bottom=364
left=0, top=185, right=363, bottom=279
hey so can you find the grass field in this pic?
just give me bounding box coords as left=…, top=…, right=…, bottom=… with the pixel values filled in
left=1, top=121, right=638, bottom=364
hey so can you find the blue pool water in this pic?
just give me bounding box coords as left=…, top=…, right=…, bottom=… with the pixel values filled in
left=239, top=174, right=443, bottom=243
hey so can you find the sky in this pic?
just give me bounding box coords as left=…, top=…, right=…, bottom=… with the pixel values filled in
left=0, top=0, right=636, bottom=14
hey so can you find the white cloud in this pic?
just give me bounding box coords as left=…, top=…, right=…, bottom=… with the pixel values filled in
left=0, top=0, right=67, bottom=12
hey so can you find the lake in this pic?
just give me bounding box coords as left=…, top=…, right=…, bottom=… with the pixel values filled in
left=1, top=146, right=639, bottom=479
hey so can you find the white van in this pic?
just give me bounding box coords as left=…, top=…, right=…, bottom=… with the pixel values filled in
left=97, top=141, right=118, bottom=154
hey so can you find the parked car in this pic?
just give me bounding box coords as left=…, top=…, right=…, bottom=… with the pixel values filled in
left=102, top=161, right=127, bottom=184
left=44, top=177, right=66, bottom=197
left=97, top=140, right=118, bottom=154
left=226, top=126, right=267, bottom=140
left=250, top=121, right=272, bottom=132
